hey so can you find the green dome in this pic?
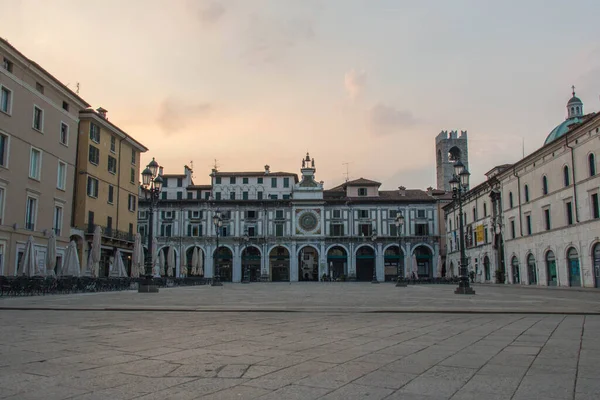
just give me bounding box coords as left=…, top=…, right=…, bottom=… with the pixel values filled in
left=544, top=117, right=581, bottom=145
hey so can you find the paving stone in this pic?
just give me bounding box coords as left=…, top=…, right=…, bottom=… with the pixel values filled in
left=460, top=374, right=521, bottom=395
left=354, top=369, right=417, bottom=389
left=256, top=384, right=330, bottom=400
left=199, top=384, right=272, bottom=400
left=318, top=383, right=394, bottom=400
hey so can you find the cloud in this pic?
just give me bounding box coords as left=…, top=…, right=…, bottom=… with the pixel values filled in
left=344, top=69, right=367, bottom=101
left=156, top=98, right=213, bottom=134
left=243, top=15, right=315, bottom=64
left=367, top=103, right=417, bottom=135
left=188, top=0, right=226, bottom=26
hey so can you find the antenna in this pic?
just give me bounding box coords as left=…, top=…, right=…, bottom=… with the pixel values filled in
left=342, top=162, right=352, bottom=182
left=76, top=82, right=80, bottom=94
left=211, top=159, right=220, bottom=172
left=522, top=137, right=525, bottom=158
left=190, top=160, right=195, bottom=179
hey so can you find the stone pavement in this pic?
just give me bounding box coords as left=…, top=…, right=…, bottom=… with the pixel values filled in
left=0, top=309, right=599, bottom=400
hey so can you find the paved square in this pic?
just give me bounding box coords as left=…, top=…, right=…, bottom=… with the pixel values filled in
left=1, top=284, right=599, bottom=399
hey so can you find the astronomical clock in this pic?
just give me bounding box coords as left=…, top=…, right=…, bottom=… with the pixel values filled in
left=295, top=209, right=322, bottom=235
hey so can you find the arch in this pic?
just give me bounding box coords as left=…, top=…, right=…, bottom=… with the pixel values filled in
left=269, top=245, right=290, bottom=282
left=566, top=247, right=581, bottom=287
left=526, top=252, right=537, bottom=285
left=483, top=255, right=491, bottom=281
left=383, top=244, right=404, bottom=281
left=563, top=165, right=570, bottom=187
left=185, top=245, right=205, bottom=276
left=412, top=245, right=433, bottom=278
left=545, top=249, right=557, bottom=286
left=355, top=243, right=376, bottom=253
left=355, top=245, right=375, bottom=282
left=575, top=106, right=580, bottom=113
left=326, top=245, right=348, bottom=280
left=298, top=245, right=320, bottom=281
left=267, top=244, right=291, bottom=257
left=325, top=243, right=349, bottom=256
left=571, top=106, right=575, bottom=114
left=591, top=242, right=600, bottom=288
left=213, top=246, right=233, bottom=282
left=157, top=246, right=179, bottom=277
left=589, top=153, right=596, bottom=177
left=448, top=146, right=462, bottom=162
left=296, top=244, right=320, bottom=258
left=511, top=255, right=520, bottom=283
left=241, top=245, right=261, bottom=282
left=410, top=242, right=435, bottom=256
left=542, top=175, right=548, bottom=195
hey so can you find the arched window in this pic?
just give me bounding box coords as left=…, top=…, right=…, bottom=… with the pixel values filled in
left=511, top=256, right=520, bottom=283
left=571, top=107, right=575, bottom=114
left=527, top=253, right=537, bottom=284
left=472, top=207, right=477, bottom=222
left=483, top=203, right=487, bottom=217
left=509, top=192, right=513, bottom=208
left=589, top=154, right=596, bottom=177
left=563, top=166, right=570, bottom=187
left=576, top=106, right=580, bottom=113
left=524, top=185, right=529, bottom=202
left=542, top=176, right=548, bottom=195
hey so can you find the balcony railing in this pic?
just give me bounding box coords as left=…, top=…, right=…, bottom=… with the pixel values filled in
left=83, top=225, right=134, bottom=243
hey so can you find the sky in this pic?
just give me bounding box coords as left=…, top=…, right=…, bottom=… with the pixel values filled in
left=2, top=0, right=600, bottom=189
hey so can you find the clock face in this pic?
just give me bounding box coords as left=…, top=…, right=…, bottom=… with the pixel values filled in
left=299, top=213, right=318, bottom=231
left=296, top=209, right=321, bottom=234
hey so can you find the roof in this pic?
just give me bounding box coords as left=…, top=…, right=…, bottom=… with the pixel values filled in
left=345, top=178, right=382, bottom=186
left=544, top=116, right=583, bottom=145
left=80, top=109, right=148, bottom=152
left=323, top=189, right=436, bottom=202
left=567, top=96, right=582, bottom=105
left=214, top=171, right=299, bottom=181
left=187, top=184, right=212, bottom=190
left=1, top=37, right=90, bottom=108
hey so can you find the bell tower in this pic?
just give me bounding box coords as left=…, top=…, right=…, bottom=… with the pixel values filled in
left=436, top=130, right=469, bottom=191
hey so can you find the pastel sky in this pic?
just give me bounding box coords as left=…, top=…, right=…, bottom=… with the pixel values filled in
left=2, top=0, right=600, bottom=189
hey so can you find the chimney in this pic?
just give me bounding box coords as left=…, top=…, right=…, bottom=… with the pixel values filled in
left=264, top=165, right=270, bottom=174
left=427, top=186, right=433, bottom=196
left=158, top=166, right=164, bottom=176
left=96, top=107, right=107, bottom=119
left=398, top=186, right=406, bottom=196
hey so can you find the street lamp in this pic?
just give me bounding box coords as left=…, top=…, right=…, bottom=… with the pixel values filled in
left=139, top=158, right=163, bottom=293
left=371, top=229, right=379, bottom=284
left=212, top=210, right=223, bottom=286
left=450, top=160, right=475, bottom=295
left=395, top=212, right=406, bottom=287
left=242, top=230, right=250, bottom=283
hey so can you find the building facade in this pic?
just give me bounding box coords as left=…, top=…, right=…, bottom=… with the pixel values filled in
left=139, top=154, right=443, bottom=282
left=71, top=108, right=148, bottom=276
left=445, top=91, right=600, bottom=288
left=0, top=38, right=90, bottom=275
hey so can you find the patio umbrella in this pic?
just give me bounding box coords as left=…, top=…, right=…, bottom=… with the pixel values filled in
left=158, top=248, right=165, bottom=276
left=90, top=225, right=102, bottom=277
left=152, top=237, right=160, bottom=276
left=412, top=254, right=419, bottom=279
left=18, top=235, right=38, bottom=277
left=446, top=262, right=453, bottom=278
left=435, top=255, right=442, bottom=278
left=191, top=246, right=199, bottom=276
left=45, top=230, right=57, bottom=277
left=197, top=248, right=204, bottom=276
left=132, top=233, right=142, bottom=278
left=110, top=249, right=127, bottom=277
left=60, top=241, right=80, bottom=276
left=167, top=246, right=175, bottom=277
left=180, top=247, right=187, bottom=277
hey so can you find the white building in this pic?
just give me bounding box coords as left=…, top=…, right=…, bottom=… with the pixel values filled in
left=138, top=153, right=445, bottom=282
left=445, top=90, right=600, bottom=288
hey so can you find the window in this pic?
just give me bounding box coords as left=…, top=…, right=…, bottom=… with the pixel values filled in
left=563, top=166, right=570, bottom=187
left=359, top=224, right=372, bottom=236
left=107, top=155, right=117, bottom=174
left=389, top=224, right=397, bottom=236
left=275, top=223, right=284, bottom=237
left=509, top=192, right=513, bottom=208
left=243, top=191, right=248, bottom=200
left=484, top=227, right=489, bottom=243
left=591, top=193, right=599, bottom=219
left=257, top=191, right=263, bottom=200
left=177, top=191, right=183, bottom=200
left=129, top=223, right=133, bottom=236
left=138, top=210, right=147, bottom=219
left=189, top=210, right=202, bottom=219
left=88, top=211, right=95, bottom=230
left=162, top=211, right=174, bottom=219
left=0, top=187, right=4, bottom=225
left=589, top=154, right=596, bottom=177
left=220, top=226, right=228, bottom=237
left=87, top=176, right=99, bottom=198
left=130, top=168, right=135, bottom=184
left=472, top=207, right=477, bottom=222
left=483, top=203, right=487, bottom=217
left=544, top=208, right=551, bottom=231
left=243, top=177, right=249, bottom=184
left=269, top=194, right=278, bottom=200
left=162, top=178, right=168, bottom=187
left=283, top=194, right=290, bottom=200
left=1, top=86, right=12, bottom=114
left=215, top=177, right=221, bottom=184
left=88, top=145, right=99, bottom=165
left=415, top=223, right=429, bottom=236
left=389, top=210, right=397, bottom=218
left=526, top=215, right=532, bottom=235
left=160, top=224, right=173, bottom=237
left=128, top=195, right=136, bottom=211
left=53, top=206, right=63, bottom=236
left=359, top=209, right=369, bottom=219
left=229, top=192, right=235, bottom=200
left=358, top=188, right=367, bottom=196
left=161, top=192, right=167, bottom=200
left=566, top=201, right=573, bottom=225
left=257, top=177, right=263, bottom=184
left=62, top=101, right=69, bottom=112
left=542, top=176, right=548, bottom=195
left=524, top=185, right=529, bottom=202
left=29, top=148, right=41, bottom=180
left=333, top=210, right=341, bottom=219
left=109, top=136, right=116, bottom=153
left=187, top=192, right=193, bottom=200
left=275, top=210, right=284, bottom=219
left=215, top=192, right=221, bottom=200
left=331, top=224, right=344, bottom=236
left=230, top=177, right=236, bottom=184
left=0, top=132, right=7, bottom=167
left=177, top=178, right=183, bottom=187
left=131, top=149, right=136, bottom=165
left=90, top=123, right=100, bottom=143
left=108, top=185, right=114, bottom=204
left=283, top=177, right=290, bottom=188
left=246, top=210, right=257, bottom=219
left=32, top=106, right=43, bottom=131
left=510, top=219, right=516, bottom=239
left=57, top=161, right=66, bottom=190
left=204, top=192, right=210, bottom=200
left=417, top=209, right=426, bottom=218
left=187, top=224, right=202, bottom=237
left=2, top=57, right=13, bottom=72
left=25, top=197, right=37, bottom=231
left=271, top=177, right=277, bottom=188
left=35, top=82, right=44, bottom=94
left=60, top=122, right=69, bottom=145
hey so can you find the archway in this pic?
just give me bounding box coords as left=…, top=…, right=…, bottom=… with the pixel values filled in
left=298, top=246, right=319, bottom=281
left=384, top=245, right=403, bottom=281
left=326, top=246, right=347, bottom=281
left=158, top=246, right=179, bottom=277
left=545, top=250, right=557, bottom=286
left=511, top=256, right=520, bottom=283
left=356, top=246, right=375, bottom=281
left=483, top=256, right=491, bottom=281
left=242, top=245, right=261, bottom=282
left=214, top=246, right=233, bottom=282
left=527, top=253, right=537, bottom=285
left=269, top=246, right=290, bottom=282
left=185, top=246, right=205, bottom=276
left=448, top=146, right=462, bottom=162
left=413, top=245, right=433, bottom=278
left=567, top=247, right=580, bottom=287
left=593, top=243, right=600, bottom=288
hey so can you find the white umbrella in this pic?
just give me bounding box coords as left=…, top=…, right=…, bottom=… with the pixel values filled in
left=180, top=247, right=187, bottom=277
left=446, top=262, right=453, bottom=278
left=45, top=230, right=57, bottom=277
left=191, top=247, right=199, bottom=276
left=89, top=225, right=102, bottom=277
left=110, top=249, right=127, bottom=277
left=152, top=238, right=160, bottom=276
left=60, top=241, right=80, bottom=276
left=435, top=255, right=442, bottom=278
left=159, top=248, right=165, bottom=276
left=197, top=248, right=204, bottom=276
left=18, top=236, right=38, bottom=277
left=411, top=255, right=419, bottom=279
left=167, top=246, right=175, bottom=277
left=132, top=233, right=142, bottom=278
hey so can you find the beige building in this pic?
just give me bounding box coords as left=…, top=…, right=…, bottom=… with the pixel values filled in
left=0, top=38, right=90, bottom=275
left=71, top=108, right=148, bottom=276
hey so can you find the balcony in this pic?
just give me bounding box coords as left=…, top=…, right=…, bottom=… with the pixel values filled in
left=83, top=224, right=134, bottom=243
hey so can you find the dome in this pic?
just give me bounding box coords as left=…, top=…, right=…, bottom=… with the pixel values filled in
left=544, top=117, right=581, bottom=145
left=568, top=96, right=582, bottom=105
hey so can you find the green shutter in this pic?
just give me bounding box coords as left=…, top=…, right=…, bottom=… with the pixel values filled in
left=187, top=224, right=192, bottom=236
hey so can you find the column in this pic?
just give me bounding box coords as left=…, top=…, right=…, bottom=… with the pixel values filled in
left=232, top=243, right=241, bottom=282
left=261, top=243, right=269, bottom=281
left=205, top=244, right=214, bottom=278
left=320, top=241, right=326, bottom=279
left=376, top=242, right=384, bottom=282
left=290, top=242, right=298, bottom=282
left=349, top=242, right=356, bottom=279
left=404, top=242, right=411, bottom=277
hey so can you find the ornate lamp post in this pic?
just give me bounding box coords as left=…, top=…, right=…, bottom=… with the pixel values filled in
left=371, top=229, right=379, bottom=284
left=212, top=210, right=223, bottom=286
left=395, top=212, right=406, bottom=287
left=139, top=158, right=163, bottom=293
left=450, top=160, right=475, bottom=295
left=242, top=230, right=250, bottom=283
